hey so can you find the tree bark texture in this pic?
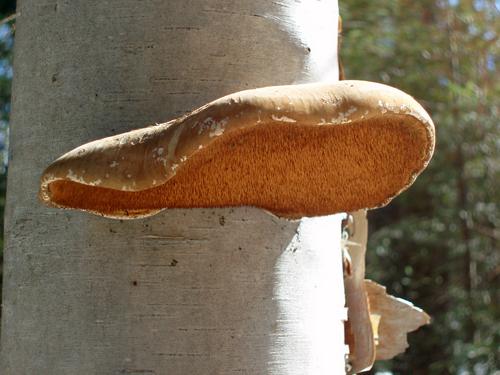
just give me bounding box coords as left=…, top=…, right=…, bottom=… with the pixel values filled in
left=1, top=1, right=342, bottom=374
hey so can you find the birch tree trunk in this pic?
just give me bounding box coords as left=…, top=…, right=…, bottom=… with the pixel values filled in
left=1, top=1, right=344, bottom=374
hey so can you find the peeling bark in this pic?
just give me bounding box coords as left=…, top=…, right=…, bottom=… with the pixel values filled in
left=365, top=280, right=431, bottom=361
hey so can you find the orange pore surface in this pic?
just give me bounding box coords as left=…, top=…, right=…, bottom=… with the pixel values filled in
left=48, top=115, right=429, bottom=218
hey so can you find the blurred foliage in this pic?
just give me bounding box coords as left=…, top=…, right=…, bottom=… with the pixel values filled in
left=340, top=0, right=499, bottom=373
left=0, top=0, right=15, bottom=311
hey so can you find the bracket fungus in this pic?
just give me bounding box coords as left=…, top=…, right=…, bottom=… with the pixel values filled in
left=39, top=80, right=434, bottom=219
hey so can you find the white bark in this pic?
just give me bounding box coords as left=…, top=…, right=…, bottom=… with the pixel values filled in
left=1, top=1, right=343, bottom=374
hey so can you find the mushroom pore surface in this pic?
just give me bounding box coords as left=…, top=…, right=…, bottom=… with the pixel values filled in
left=47, top=114, right=429, bottom=219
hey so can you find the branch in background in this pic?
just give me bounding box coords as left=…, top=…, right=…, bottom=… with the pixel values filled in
left=472, top=223, right=500, bottom=241
left=0, top=12, right=18, bottom=26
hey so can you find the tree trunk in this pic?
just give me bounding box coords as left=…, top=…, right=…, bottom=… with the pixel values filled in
left=1, top=1, right=343, bottom=374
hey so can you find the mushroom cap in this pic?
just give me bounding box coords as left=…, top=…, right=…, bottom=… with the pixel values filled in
left=39, top=80, right=435, bottom=219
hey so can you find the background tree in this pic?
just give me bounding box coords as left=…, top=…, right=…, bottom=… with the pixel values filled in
left=340, top=0, right=499, bottom=373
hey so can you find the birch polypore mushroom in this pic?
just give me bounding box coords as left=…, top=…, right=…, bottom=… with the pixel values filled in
left=39, top=80, right=435, bottom=219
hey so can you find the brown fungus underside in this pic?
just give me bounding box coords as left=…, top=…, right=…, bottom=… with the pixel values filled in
left=45, top=115, right=428, bottom=219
